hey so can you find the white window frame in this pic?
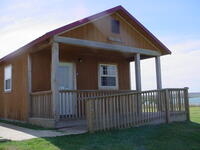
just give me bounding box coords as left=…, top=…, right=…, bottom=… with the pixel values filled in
left=98, top=64, right=119, bottom=90
left=4, top=64, right=12, bottom=92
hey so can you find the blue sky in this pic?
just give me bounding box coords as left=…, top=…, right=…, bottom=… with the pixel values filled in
left=0, top=0, right=200, bottom=92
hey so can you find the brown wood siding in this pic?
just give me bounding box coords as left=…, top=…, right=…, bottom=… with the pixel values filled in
left=0, top=54, right=28, bottom=121
left=59, top=46, right=130, bottom=90
left=0, top=64, right=4, bottom=118
left=61, top=13, right=160, bottom=52
left=31, top=48, right=51, bottom=92
left=31, top=45, right=130, bottom=91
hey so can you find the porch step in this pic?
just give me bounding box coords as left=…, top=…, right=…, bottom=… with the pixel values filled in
left=56, top=119, right=87, bottom=129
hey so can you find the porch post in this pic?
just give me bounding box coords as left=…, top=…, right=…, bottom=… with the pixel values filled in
left=27, top=54, right=32, bottom=118
left=51, top=41, right=60, bottom=122
left=155, top=56, right=162, bottom=89
left=134, top=53, right=142, bottom=91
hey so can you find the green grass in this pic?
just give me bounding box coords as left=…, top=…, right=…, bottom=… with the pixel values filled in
left=0, top=107, right=199, bottom=150
left=190, top=106, right=200, bottom=123
left=0, top=119, right=54, bottom=130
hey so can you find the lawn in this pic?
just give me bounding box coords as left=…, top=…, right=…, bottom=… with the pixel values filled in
left=0, top=107, right=199, bottom=150
left=190, top=106, right=200, bottom=123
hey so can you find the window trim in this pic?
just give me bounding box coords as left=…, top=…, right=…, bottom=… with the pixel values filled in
left=4, top=64, right=12, bottom=92
left=98, top=63, right=119, bottom=90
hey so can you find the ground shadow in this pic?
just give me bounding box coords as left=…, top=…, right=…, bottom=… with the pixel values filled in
left=42, top=121, right=200, bottom=150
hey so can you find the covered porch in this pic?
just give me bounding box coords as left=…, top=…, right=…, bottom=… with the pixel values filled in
left=28, top=36, right=189, bottom=131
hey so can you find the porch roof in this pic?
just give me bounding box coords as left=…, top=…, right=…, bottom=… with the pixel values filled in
left=0, top=5, right=171, bottom=62
left=58, top=43, right=148, bottom=61
left=54, top=36, right=161, bottom=58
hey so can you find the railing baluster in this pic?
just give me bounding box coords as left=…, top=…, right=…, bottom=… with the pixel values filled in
left=30, top=90, right=52, bottom=119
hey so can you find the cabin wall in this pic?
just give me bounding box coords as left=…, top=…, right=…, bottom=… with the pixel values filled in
left=60, top=49, right=130, bottom=90
left=61, top=13, right=160, bottom=52
left=31, top=48, right=51, bottom=92
left=0, top=54, right=29, bottom=121
left=31, top=46, right=130, bottom=91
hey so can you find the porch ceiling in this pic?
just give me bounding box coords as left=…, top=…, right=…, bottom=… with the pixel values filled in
left=59, top=42, right=153, bottom=61
left=54, top=36, right=161, bottom=61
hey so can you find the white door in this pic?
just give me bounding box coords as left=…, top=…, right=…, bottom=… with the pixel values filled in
left=58, top=62, right=76, bottom=117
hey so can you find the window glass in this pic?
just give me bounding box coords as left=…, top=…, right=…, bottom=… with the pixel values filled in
left=111, top=19, right=120, bottom=34
left=99, top=64, right=118, bottom=89
left=4, top=65, right=12, bottom=92
left=101, top=77, right=116, bottom=86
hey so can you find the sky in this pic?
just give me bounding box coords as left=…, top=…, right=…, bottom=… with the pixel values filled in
left=0, top=0, right=200, bottom=92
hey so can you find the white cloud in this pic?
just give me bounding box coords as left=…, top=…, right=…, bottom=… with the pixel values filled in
left=162, top=46, right=200, bottom=92
left=130, top=58, right=157, bottom=90
left=170, top=40, right=200, bottom=53
left=131, top=40, right=200, bottom=92
left=0, top=18, right=65, bottom=58
left=0, top=1, right=90, bottom=58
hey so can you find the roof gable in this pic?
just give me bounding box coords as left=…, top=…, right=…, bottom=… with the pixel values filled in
left=60, top=12, right=161, bottom=52
left=0, top=5, right=171, bottom=62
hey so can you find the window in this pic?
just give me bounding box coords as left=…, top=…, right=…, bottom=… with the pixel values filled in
left=111, top=19, right=120, bottom=34
left=99, top=64, right=118, bottom=89
left=4, top=65, right=12, bottom=92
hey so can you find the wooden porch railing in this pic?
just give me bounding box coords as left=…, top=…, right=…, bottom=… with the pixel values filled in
left=30, top=88, right=189, bottom=131
left=30, top=90, right=53, bottom=118
left=168, top=88, right=190, bottom=122
left=30, top=90, right=132, bottom=119
left=86, top=88, right=189, bottom=132
left=59, top=90, right=133, bottom=120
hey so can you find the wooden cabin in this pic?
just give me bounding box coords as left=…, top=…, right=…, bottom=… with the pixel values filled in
left=0, top=6, right=189, bottom=131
